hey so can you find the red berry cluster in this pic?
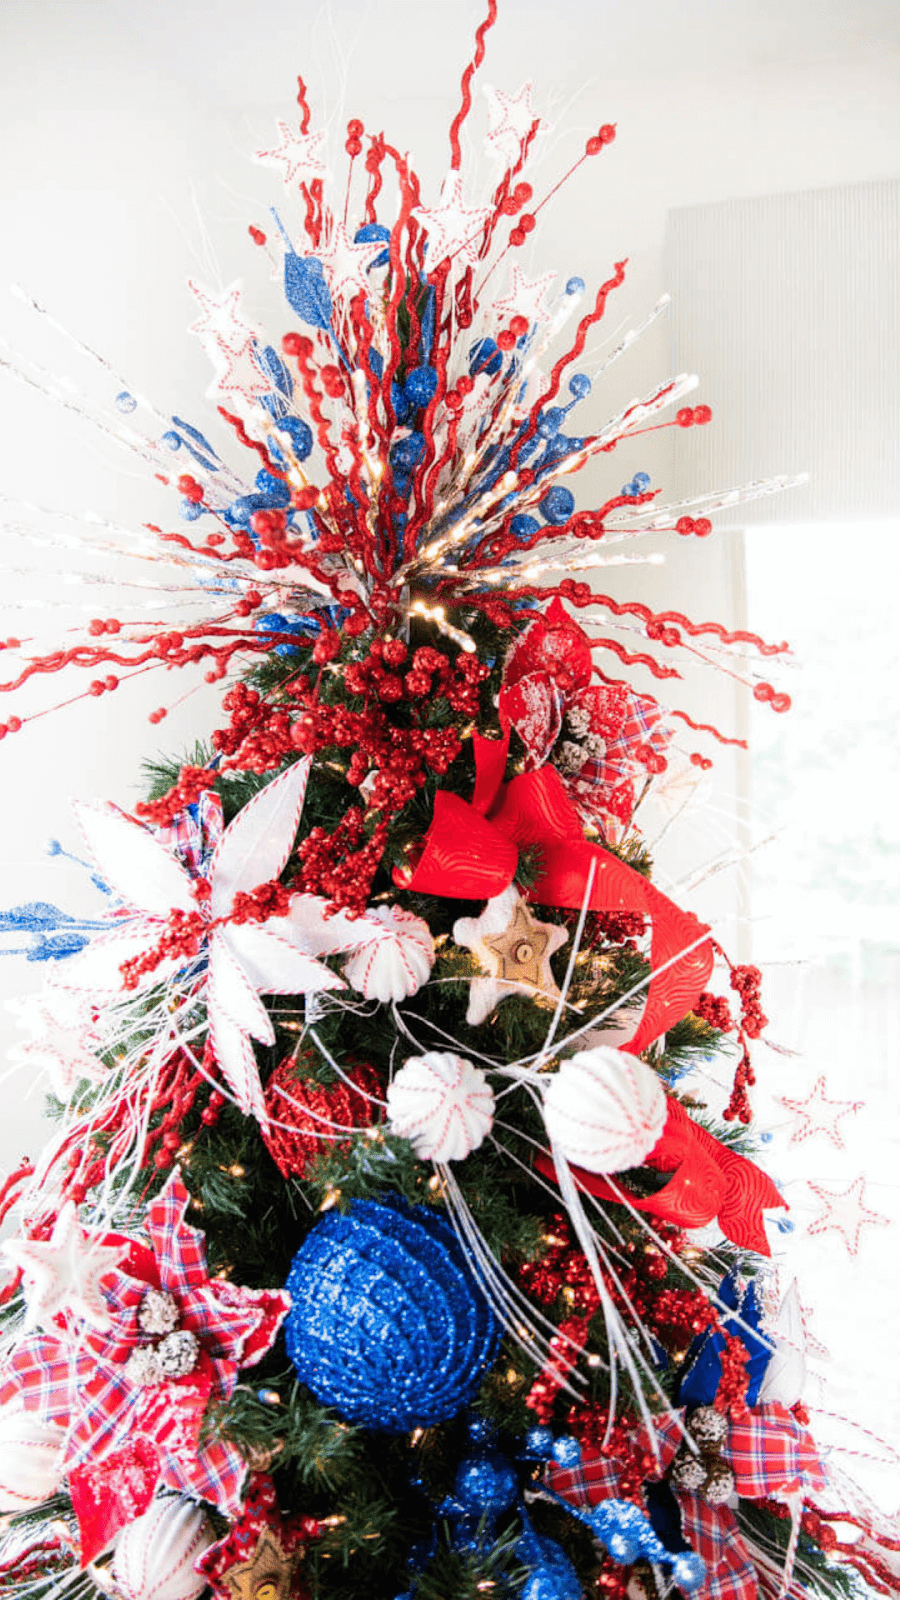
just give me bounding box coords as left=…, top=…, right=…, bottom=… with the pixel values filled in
left=695, top=991, right=734, bottom=1032
left=729, top=963, right=767, bottom=1038
left=213, top=684, right=299, bottom=775
left=343, top=639, right=487, bottom=717
left=293, top=807, right=390, bottom=918
left=136, top=765, right=219, bottom=827
left=713, top=1331, right=751, bottom=1421
left=230, top=880, right=293, bottom=925
left=585, top=909, right=647, bottom=948
left=119, top=908, right=206, bottom=991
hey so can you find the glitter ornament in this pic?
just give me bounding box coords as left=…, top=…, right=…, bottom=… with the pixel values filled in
left=283, top=1200, right=497, bottom=1429
left=685, top=1405, right=728, bottom=1449
left=386, top=1051, right=495, bottom=1162
left=343, top=905, right=435, bottom=1002
left=542, top=1047, right=667, bottom=1173
left=454, top=1449, right=518, bottom=1515
left=125, top=1346, right=165, bottom=1388
left=137, top=1287, right=180, bottom=1337
left=156, top=1328, right=200, bottom=1378
left=112, top=1494, right=212, bottom=1600
left=262, top=1055, right=382, bottom=1179
left=0, top=1407, right=65, bottom=1512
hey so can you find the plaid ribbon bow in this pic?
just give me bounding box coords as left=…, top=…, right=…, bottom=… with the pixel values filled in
left=548, top=1404, right=827, bottom=1600
left=0, top=1173, right=289, bottom=1558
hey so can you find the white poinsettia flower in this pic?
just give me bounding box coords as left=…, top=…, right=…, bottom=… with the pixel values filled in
left=54, top=760, right=366, bottom=1125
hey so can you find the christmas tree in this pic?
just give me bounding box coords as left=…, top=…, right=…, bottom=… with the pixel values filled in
left=0, top=8, right=897, bottom=1599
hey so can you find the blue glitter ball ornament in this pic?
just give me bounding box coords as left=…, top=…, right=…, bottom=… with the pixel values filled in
left=672, top=1552, right=706, bottom=1592
left=454, top=1449, right=518, bottom=1516
left=284, top=1200, right=498, bottom=1431
left=538, top=485, right=575, bottom=524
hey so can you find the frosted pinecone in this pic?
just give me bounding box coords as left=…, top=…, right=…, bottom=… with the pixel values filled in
left=669, top=1450, right=708, bottom=1492
left=702, top=1459, right=736, bottom=1505
left=156, top=1329, right=200, bottom=1378
left=686, top=1405, right=729, bottom=1448
left=557, top=740, right=586, bottom=775
left=136, top=1287, right=180, bottom=1337
left=567, top=706, right=592, bottom=739
left=125, top=1346, right=164, bottom=1388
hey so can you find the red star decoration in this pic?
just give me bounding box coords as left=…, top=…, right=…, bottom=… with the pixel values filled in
left=778, top=1075, right=863, bottom=1150
left=806, top=1175, right=890, bottom=1255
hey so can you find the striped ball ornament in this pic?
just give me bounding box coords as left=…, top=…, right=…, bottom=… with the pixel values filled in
left=112, top=1495, right=212, bottom=1600
left=542, top=1046, right=666, bottom=1173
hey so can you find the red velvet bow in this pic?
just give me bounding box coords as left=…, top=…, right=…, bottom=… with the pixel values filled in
left=535, top=1096, right=786, bottom=1255
left=395, top=732, right=713, bottom=1054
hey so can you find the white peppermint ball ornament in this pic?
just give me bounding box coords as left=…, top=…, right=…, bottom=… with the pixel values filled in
left=113, top=1495, right=211, bottom=1600
left=0, top=1407, right=66, bottom=1511
left=387, top=1051, right=494, bottom=1162
left=344, top=906, right=434, bottom=1002
left=543, top=1047, right=667, bottom=1173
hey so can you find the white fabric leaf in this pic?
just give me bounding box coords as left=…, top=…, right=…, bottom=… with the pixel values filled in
left=207, top=1005, right=267, bottom=1124
left=209, top=759, right=311, bottom=917
left=50, top=924, right=183, bottom=994
left=757, top=1280, right=808, bottom=1407
left=73, top=801, right=195, bottom=917
left=224, top=922, right=345, bottom=996
left=285, top=894, right=373, bottom=957
left=208, top=932, right=274, bottom=1045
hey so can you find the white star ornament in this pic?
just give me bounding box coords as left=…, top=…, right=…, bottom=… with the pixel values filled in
left=3, top=1203, right=127, bottom=1333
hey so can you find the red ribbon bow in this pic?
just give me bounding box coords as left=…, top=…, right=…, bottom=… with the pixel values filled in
left=395, top=731, right=713, bottom=1055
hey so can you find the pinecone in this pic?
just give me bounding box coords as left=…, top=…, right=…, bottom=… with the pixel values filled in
left=685, top=1404, right=728, bottom=1448
left=702, top=1458, right=736, bottom=1505
left=156, top=1329, right=200, bottom=1377
left=124, top=1346, right=164, bottom=1388
left=669, top=1449, right=708, bottom=1492
left=136, top=1286, right=180, bottom=1337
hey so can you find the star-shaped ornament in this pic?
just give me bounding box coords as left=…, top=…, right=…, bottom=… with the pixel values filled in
left=3, top=1203, right=127, bottom=1333
left=412, top=172, right=492, bottom=271
left=806, top=1175, right=890, bottom=1255
left=453, top=885, right=568, bottom=1026
left=253, top=122, right=327, bottom=189
left=483, top=81, right=546, bottom=166
left=318, top=219, right=390, bottom=304
left=778, top=1075, right=862, bottom=1150
left=9, top=989, right=105, bottom=1099
left=492, top=265, right=557, bottom=329
left=189, top=280, right=256, bottom=355
left=219, top=1526, right=295, bottom=1600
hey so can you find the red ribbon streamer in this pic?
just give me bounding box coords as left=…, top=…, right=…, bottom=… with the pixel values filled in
left=396, top=732, right=713, bottom=1053
left=535, top=1096, right=786, bottom=1256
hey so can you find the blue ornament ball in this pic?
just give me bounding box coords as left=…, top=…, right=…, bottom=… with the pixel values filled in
left=550, top=1435, right=581, bottom=1469
left=284, top=1200, right=498, bottom=1431
left=523, top=1425, right=554, bottom=1458
left=672, top=1552, right=706, bottom=1593
left=404, top=365, right=438, bottom=407
left=538, top=485, right=575, bottom=524
left=454, top=1449, right=517, bottom=1516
